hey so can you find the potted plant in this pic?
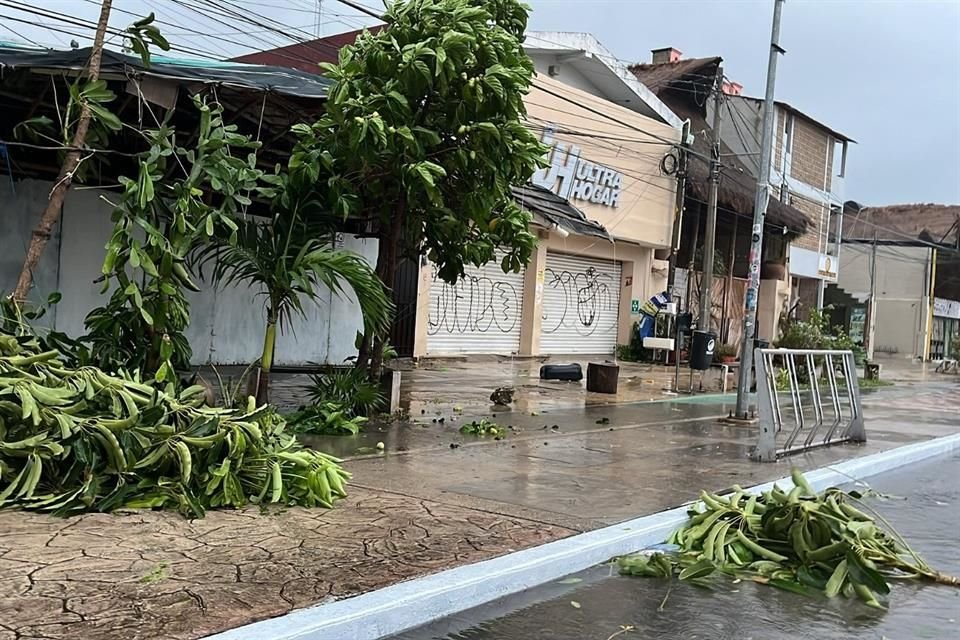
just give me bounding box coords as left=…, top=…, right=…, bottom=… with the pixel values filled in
left=716, top=343, right=739, bottom=363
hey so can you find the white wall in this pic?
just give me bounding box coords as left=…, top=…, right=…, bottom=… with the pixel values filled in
left=0, top=179, right=62, bottom=325
left=57, top=186, right=114, bottom=337
left=2, top=177, right=375, bottom=366
left=529, top=54, right=603, bottom=98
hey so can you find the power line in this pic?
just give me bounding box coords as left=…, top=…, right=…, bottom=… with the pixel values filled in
left=0, top=0, right=229, bottom=61
left=530, top=79, right=710, bottom=163
left=332, top=0, right=382, bottom=20
left=183, top=0, right=360, bottom=62
left=0, top=16, right=42, bottom=46
left=0, top=12, right=94, bottom=47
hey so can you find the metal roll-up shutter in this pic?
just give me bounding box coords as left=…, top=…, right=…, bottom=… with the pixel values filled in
left=426, top=257, right=525, bottom=354
left=540, top=252, right=622, bottom=354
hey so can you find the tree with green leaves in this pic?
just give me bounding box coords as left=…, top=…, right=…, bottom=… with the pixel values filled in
left=85, top=99, right=268, bottom=384
left=11, top=8, right=169, bottom=303
left=297, top=0, right=547, bottom=373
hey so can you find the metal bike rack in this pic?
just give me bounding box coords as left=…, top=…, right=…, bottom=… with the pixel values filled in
left=753, top=348, right=866, bottom=462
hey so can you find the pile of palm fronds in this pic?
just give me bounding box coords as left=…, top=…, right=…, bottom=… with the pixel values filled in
left=0, top=331, right=349, bottom=518
left=618, top=469, right=958, bottom=609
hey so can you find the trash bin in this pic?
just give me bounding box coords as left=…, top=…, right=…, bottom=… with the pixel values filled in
left=587, top=362, right=619, bottom=394
left=690, top=330, right=717, bottom=371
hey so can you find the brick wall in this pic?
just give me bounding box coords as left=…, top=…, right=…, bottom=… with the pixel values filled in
left=789, top=116, right=831, bottom=190
left=789, top=196, right=828, bottom=252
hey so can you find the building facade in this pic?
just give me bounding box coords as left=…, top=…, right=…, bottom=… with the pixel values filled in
left=721, top=97, right=854, bottom=319
left=238, top=30, right=684, bottom=357
left=414, top=75, right=680, bottom=356
left=0, top=45, right=369, bottom=367
left=827, top=203, right=960, bottom=361
left=629, top=51, right=812, bottom=349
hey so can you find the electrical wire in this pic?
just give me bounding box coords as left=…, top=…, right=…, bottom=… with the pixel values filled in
left=0, top=17, right=43, bottom=47
left=0, top=0, right=230, bottom=61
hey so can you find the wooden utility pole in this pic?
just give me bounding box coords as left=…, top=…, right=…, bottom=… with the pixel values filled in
left=11, top=0, right=114, bottom=303
left=735, top=0, right=786, bottom=418
left=697, top=67, right=725, bottom=332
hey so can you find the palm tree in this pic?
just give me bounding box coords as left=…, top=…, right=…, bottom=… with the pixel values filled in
left=198, top=212, right=392, bottom=404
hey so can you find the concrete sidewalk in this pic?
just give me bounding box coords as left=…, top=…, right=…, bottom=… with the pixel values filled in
left=0, top=381, right=957, bottom=640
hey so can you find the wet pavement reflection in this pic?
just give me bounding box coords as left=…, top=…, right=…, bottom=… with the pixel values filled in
left=392, top=453, right=960, bottom=640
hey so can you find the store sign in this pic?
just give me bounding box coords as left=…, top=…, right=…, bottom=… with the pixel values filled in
left=817, top=254, right=837, bottom=279
left=531, top=127, right=622, bottom=208
left=934, top=297, right=960, bottom=319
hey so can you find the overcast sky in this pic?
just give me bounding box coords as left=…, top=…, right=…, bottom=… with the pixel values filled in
left=5, top=0, right=960, bottom=205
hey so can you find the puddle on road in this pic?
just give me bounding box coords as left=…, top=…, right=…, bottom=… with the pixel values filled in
left=392, top=453, right=960, bottom=640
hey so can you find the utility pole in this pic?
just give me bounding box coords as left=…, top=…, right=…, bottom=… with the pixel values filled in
left=865, top=232, right=878, bottom=361
left=11, top=0, right=113, bottom=303
left=666, top=120, right=691, bottom=391
left=665, top=120, right=692, bottom=302
left=698, top=67, right=725, bottom=331
left=734, top=0, right=786, bottom=418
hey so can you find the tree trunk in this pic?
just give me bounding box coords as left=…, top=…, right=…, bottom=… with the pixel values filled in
left=11, top=0, right=114, bottom=304
left=368, top=203, right=405, bottom=378
left=256, top=317, right=277, bottom=405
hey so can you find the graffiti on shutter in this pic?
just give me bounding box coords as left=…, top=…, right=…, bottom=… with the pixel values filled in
left=540, top=253, right=621, bottom=354
left=427, top=258, right=524, bottom=354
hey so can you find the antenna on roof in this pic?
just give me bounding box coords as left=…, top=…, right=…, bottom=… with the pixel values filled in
left=315, top=0, right=323, bottom=38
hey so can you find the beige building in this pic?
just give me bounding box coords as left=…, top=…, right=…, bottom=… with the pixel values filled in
left=414, top=74, right=680, bottom=356
left=828, top=203, right=960, bottom=361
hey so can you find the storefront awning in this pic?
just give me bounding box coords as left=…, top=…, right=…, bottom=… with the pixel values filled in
left=512, top=183, right=612, bottom=242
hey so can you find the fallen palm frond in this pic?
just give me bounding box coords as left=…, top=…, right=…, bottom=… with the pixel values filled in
left=618, top=468, right=958, bottom=609
left=0, top=331, right=349, bottom=518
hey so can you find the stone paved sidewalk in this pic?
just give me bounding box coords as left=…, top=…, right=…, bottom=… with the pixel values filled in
left=0, top=489, right=571, bottom=640
left=1, top=380, right=957, bottom=640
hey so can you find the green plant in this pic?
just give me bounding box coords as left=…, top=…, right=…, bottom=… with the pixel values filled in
left=618, top=468, right=959, bottom=609
left=774, top=367, right=790, bottom=391
left=615, top=344, right=636, bottom=362
left=196, top=205, right=392, bottom=404
left=0, top=330, right=350, bottom=518
left=11, top=12, right=169, bottom=302
left=304, top=0, right=548, bottom=375
left=208, top=362, right=259, bottom=409
left=716, top=343, right=738, bottom=359
left=616, top=321, right=646, bottom=362
left=305, top=366, right=386, bottom=417
left=459, top=419, right=506, bottom=437
left=85, top=98, right=270, bottom=383
left=778, top=308, right=865, bottom=366
left=285, top=403, right=368, bottom=436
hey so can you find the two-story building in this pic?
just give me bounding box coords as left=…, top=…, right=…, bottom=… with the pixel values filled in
left=828, top=202, right=960, bottom=362
left=720, top=91, right=854, bottom=320
left=629, top=51, right=811, bottom=348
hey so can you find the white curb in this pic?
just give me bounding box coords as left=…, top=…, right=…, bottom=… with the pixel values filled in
left=207, top=432, right=960, bottom=640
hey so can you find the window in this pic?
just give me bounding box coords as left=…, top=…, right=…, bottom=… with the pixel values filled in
left=784, top=113, right=794, bottom=154
left=835, top=140, right=847, bottom=178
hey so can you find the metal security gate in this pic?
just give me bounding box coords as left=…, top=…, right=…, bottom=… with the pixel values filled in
left=540, top=252, right=622, bottom=354
left=426, top=258, right=525, bottom=354
left=753, top=348, right=866, bottom=462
